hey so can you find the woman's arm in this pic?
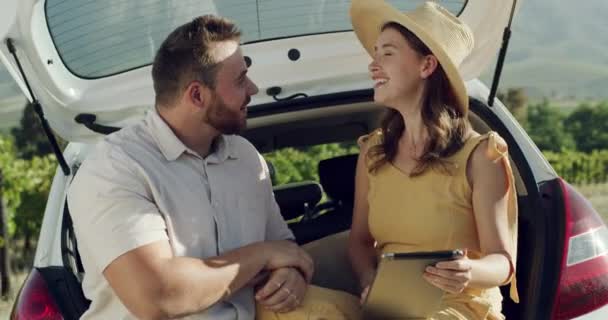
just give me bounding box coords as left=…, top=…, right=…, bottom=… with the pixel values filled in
left=348, top=147, right=379, bottom=292
left=467, top=138, right=514, bottom=287
left=424, top=139, right=514, bottom=292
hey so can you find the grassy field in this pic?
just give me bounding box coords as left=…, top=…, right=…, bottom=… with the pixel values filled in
left=575, top=183, right=608, bottom=222
left=0, top=271, right=27, bottom=319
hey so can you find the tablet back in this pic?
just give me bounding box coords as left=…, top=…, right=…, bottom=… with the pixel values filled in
left=363, top=251, right=460, bottom=319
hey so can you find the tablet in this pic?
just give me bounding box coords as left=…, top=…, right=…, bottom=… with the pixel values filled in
left=363, top=249, right=464, bottom=319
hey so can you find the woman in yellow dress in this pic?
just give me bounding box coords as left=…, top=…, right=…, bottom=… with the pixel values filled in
left=347, top=0, right=519, bottom=319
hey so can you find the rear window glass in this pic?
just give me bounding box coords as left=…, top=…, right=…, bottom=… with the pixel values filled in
left=45, top=0, right=466, bottom=78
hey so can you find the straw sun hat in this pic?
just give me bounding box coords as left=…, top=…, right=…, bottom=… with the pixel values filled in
left=350, top=0, right=474, bottom=114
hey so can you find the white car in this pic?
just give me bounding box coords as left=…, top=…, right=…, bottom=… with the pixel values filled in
left=2, top=0, right=607, bottom=319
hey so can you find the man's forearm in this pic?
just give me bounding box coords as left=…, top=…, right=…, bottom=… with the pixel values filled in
left=108, top=239, right=310, bottom=319
left=155, top=242, right=267, bottom=319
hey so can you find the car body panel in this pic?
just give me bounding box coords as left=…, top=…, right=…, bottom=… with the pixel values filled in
left=33, top=142, right=93, bottom=268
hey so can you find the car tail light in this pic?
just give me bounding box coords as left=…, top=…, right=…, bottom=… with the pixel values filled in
left=10, top=269, right=63, bottom=320
left=552, top=179, right=608, bottom=319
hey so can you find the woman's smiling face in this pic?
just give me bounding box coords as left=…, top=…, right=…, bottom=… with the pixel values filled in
left=368, top=26, right=430, bottom=108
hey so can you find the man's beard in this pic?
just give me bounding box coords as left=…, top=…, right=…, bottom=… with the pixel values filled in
left=207, top=93, right=249, bottom=135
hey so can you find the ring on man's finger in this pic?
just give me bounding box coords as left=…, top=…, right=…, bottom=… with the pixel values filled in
left=283, top=287, right=292, bottom=295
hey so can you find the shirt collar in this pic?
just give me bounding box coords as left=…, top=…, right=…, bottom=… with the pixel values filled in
left=147, top=109, right=239, bottom=163
left=206, top=134, right=239, bottom=164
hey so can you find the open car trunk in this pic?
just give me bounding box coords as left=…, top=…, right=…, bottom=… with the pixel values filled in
left=48, top=93, right=552, bottom=319
left=2, top=0, right=541, bottom=318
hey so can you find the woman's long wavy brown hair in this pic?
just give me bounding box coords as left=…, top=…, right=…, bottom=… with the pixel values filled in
left=367, top=22, right=470, bottom=176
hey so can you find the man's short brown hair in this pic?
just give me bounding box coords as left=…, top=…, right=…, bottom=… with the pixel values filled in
left=152, top=15, right=241, bottom=107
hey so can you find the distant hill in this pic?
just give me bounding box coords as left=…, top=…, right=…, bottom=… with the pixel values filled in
left=0, top=96, right=25, bottom=134
left=490, top=0, right=608, bottom=100
left=0, top=67, right=25, bottom=132
left=0, top=69, right=20, bottom=96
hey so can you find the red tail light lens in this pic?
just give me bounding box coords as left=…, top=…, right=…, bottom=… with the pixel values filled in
left=10, top=269, right=63, bottom=320
left=552, top=179, right=608, bottom=320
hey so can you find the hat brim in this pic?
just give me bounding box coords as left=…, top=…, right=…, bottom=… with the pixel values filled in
left=350, top=0, right=468, bottom=115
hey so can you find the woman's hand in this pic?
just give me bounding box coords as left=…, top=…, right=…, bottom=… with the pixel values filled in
left=423, top=255, right=473, bottom=294
left=255, top=267, right=307, bottom=313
